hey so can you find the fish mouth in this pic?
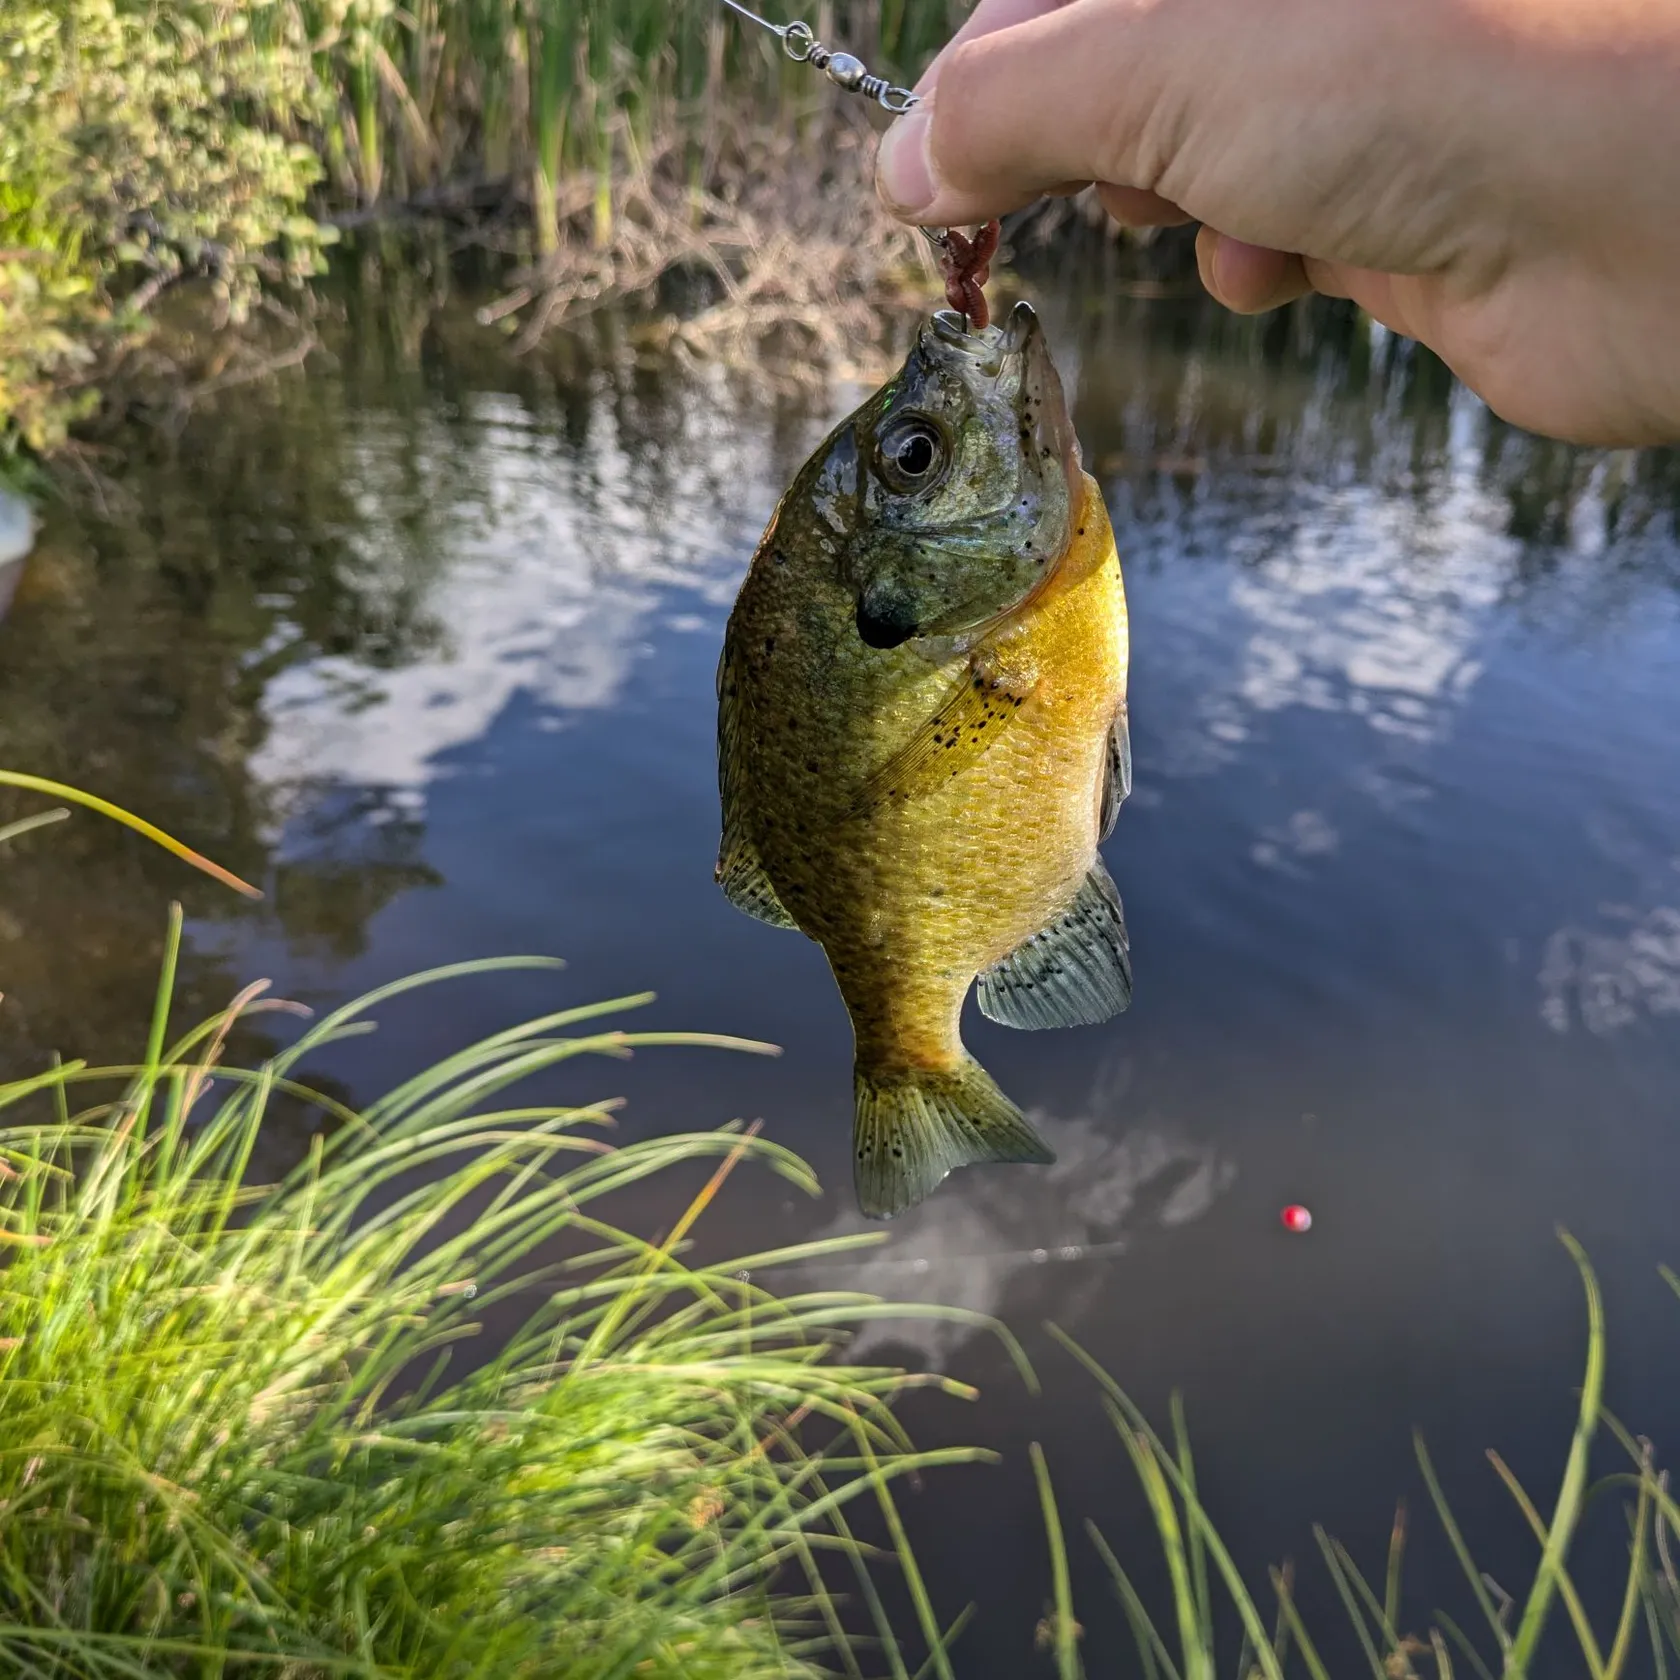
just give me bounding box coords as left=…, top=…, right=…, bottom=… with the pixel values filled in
left=900, top=301, right=1083, bottom=644
left=927, top=300, right=1082, bottom=506
left=1001, top=301, right=1082, bottom=492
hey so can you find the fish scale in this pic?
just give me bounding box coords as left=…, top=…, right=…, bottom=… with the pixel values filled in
left=717, top=302, right=1133, bottom=1218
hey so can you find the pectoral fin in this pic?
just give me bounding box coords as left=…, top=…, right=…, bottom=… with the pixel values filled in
left=1099, top=703, right=1132, bottom=842
left=852, top=654, right=1038, bottom=818
left=976, top=858, right=1132, bottom=1030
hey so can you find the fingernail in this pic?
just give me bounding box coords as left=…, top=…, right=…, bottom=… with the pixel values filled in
left=1208, top=232, right=1234, bottom=301
left=876, top=108, right=939, bottom=215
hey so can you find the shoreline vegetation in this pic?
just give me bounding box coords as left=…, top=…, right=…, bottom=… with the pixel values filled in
left=0, top=781, right=996, bottom=1675
left=9, top=8, right=1680, bottom=1671
left=0, top=0, right=1131, bottom=479
left=0, top=932, right=988, bottom=1677
left=4, top=787, right=1680, bottom=1675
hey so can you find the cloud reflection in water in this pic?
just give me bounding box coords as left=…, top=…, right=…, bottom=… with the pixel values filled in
left=249, top=381, right=852, bottom=809
left=1540, top=902, right=1680, bottom=1036
left=799, top=1088, right=1235, bottom=1369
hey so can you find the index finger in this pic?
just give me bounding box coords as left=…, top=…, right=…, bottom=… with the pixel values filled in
left=910, top=0, right=1071, bottom=94
left=880, top=0, right=1185, bottom=226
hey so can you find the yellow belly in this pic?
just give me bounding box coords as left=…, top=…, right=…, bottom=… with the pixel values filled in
left=781, top=476, right=1129, bottom=1074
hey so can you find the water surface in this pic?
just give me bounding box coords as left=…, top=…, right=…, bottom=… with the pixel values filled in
left=5, top=246, right=1680, bottom=1673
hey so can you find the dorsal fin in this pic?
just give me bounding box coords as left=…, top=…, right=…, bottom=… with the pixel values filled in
left=715, top=618, right=798, bottom=931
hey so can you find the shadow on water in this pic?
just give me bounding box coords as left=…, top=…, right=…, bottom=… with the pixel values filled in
left=5, top=232, right=1680, bottom=1672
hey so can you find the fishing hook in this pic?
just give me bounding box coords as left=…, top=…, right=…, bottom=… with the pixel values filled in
left=712, top=0, right=1001, bottom=331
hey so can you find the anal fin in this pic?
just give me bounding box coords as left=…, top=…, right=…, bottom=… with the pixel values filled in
left=976, top=859, right=1132, bottom=1030
left=716, top=833, right=798, bottom=931
left=853, top=1055, right=1053, bottom=1220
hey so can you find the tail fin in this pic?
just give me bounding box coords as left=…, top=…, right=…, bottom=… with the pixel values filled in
left=853, top=1056, right=1054, bottom=1221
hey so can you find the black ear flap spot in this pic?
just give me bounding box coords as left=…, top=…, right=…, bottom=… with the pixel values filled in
left=856, top=584, right=918, bottom=649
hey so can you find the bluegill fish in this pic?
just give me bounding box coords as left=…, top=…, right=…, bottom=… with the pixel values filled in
left=717, top=302, right=1131, bottom=1219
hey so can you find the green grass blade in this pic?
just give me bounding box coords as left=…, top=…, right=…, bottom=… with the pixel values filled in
left=1312, top=1527, right=1386, bottom=1678
left=1269, top=1565, right=1334, bottom=1680
left=1645, top=1572, right=1671, bottom=1680
left=853, top=1412, right=958, bottom=1680
left=1415, top=1433, right=1509, bottom=1653
left=127, top=899, right=184, bottom=1160
left=1029, top=1442, right=1082, bottom=1680
left=1323, top=1528, right=1408, bottom=1664
left=1505, top=1231, right=1606, bottom=1675
left=1486, top=1450, right=1606, bottom=1676
left=1112, top=1407, right=1207, bottom=1680
left=1435, top=1611, right=1499, bottom=1680
left=1432, top=1627, right=1457, bottom=1679
left=0, top=772, right=260, bottom=897
left=1172, top=1392, right=1214, bottom=1653
left=1087, top=1521, right=1179, bottom=1680
left=1605, top=1452, right=1653, bottom=1680
left=0, top=808, right=69, bottom=846
left=910, top=1606, right=976, bottom=1680
left=1387, top=1501, right=1409, bottom=1641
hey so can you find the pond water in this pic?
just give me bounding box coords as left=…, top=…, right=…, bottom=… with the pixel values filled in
left=5, top=240, right=1680, bottom=1673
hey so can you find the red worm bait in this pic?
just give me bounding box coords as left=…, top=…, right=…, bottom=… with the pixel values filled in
left=938, top=220, right=1001, bottom=331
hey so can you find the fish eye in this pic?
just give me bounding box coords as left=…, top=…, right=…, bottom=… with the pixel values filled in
left=876, top=416, right=948, bottom=494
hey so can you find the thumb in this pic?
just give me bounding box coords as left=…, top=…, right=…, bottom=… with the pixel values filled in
left=876, top=0, right=1187, bottom=224
left=908, top=0, right=1069, bottom=97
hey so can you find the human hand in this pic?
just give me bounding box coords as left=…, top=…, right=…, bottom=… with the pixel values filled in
left=875, top=0, right=1680, bottom=447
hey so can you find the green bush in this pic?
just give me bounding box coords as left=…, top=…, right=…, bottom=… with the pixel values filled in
left=0, top=0, right=332, bottom=455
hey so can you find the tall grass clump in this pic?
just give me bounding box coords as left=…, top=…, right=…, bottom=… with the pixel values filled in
left=300, top=0, right=967, bottom=216
left=314, top=0, right=977, bottom=361
left=1032, top=1237, right=1680, bottom=1680
left=0, top=866, right=991, bottom=1670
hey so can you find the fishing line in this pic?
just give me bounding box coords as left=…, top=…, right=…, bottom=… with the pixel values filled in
left=717, top=0, right=923, bottom=112
left=733, top=1238, right=1135, bottom=1284
left=710, top=0, right=1003, bottom=327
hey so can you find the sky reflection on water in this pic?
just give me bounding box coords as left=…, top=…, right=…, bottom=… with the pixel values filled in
left=4, top=252, right=1680, bottom=1674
